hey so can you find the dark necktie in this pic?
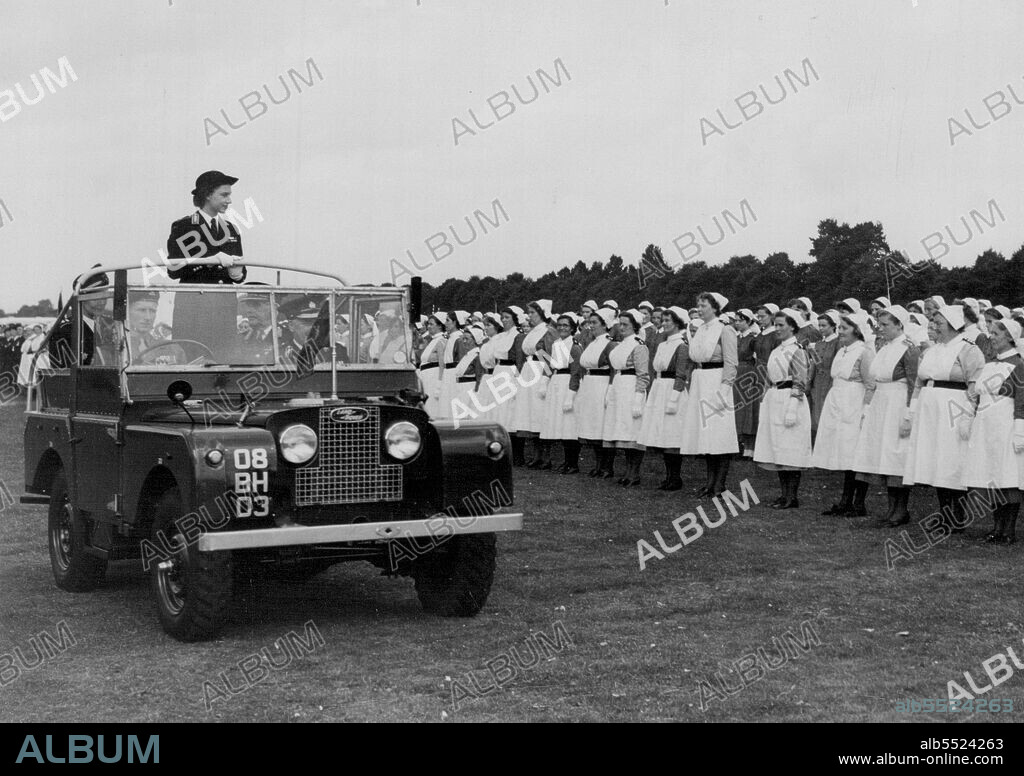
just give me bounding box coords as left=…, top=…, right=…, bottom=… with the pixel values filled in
left=211, top=218, right=223, bottom=241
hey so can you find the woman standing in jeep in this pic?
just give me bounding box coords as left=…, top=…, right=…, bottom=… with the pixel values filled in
left=165, top=171, right=247, bottom=359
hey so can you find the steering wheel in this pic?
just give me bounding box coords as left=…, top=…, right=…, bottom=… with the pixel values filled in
left=135, top=339, right=216, bottom=365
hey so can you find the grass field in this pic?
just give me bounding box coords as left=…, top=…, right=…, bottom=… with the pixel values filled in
left=0, top=400, right=1021, bottom=723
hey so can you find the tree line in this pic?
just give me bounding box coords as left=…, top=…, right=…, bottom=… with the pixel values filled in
left=422, top=219, right=1024, bottom=314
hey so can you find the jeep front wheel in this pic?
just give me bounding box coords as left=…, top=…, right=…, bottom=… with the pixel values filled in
left=150, top=488, right=232, bottom=641
left=411, top=534, right=496, bottom=617
left=48, top=470, right=106, bottom=591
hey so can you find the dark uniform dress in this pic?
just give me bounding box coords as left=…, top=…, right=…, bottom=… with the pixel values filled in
left=796, top=322, right=822, bottom=349
left=166, top=212, right=247, bottom=360
left=807, top=334, right=841, bottom=436
left=734, top=329, right=760, bottom=449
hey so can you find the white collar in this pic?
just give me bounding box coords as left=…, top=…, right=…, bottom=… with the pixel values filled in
left=997, top=349, right=1017, bottom=361
left=780, top=336, right=797, bottom=346
left=761, top=325, right=776, bottom=334
left=823, top=332, right=838, bottom=342
left=198, top=210, right=220, bottom=226
left=666, top=331, right=683, bottom=342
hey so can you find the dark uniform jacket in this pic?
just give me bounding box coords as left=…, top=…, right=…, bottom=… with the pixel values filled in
left=166, top=212, right=246, bottom=284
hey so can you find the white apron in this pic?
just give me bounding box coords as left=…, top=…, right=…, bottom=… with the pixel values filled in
left=638, top=334, right=687, bottom=449
left=474, top=337, right=499, bottom=423
left=811, top=342, right=868, bottom=471
left=575, top=335, right=611, bottom=441
left=963, top=358, right=1019, bottom=489
left=480, top=328, right=519, bottom=433
left=754, top=339, right=812, bottom=468
left=602, top=337, right=644, bottom=444
left=418, top=334, right=444, bottom=418
left=852, top=339, right=911, bottom=477
left=436, top=334, right=460, bottom=420
left=449, top=346, right=481, bottom=420
left=679, top=320, right=737, bottom=454
left=512, top=324, right=548, bottom=434
left=903, top=335, right=968, bottom=489
left=541, top=336, right=578, bottom=440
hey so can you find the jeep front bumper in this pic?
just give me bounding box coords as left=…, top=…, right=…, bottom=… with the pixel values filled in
left=196, top=513, right=523, bottom=551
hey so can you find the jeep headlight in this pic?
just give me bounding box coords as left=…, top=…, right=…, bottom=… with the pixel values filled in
left=279, top=424, right=318, bottom=464
left=385, top=421, right=421, bottom=461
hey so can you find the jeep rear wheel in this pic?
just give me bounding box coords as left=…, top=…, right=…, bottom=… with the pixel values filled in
left=150, top=488, right=232, bottom=641
left=48, top=470, right=106, bottom=591
left=411, top=534, right=496, bottom=617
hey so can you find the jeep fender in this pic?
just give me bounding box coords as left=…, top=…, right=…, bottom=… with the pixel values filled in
left=123, top=425, right=278, bottom=527
left=432, top=421, right=514, bottom=516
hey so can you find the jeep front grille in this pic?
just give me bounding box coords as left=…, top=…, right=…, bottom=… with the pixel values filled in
left=294, top=407, right=403, bottom=506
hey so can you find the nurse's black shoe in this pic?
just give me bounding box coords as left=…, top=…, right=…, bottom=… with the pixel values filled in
left=662, top=477, right=683, bottom=491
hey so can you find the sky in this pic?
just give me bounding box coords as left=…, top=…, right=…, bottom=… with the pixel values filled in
left=0, top=0, right=1022, bottom=311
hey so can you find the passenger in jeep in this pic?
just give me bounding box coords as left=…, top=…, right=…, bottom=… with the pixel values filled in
left=128, top=291, right=186, bottom=365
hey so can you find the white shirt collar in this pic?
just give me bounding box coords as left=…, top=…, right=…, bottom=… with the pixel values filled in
left=198, top=210, right=220, bottom=226
left=997, top=349, right=1017, bottom=361
left=823, top=332, right=838, bottom=342
left=780, top=336, right=797, bottom=346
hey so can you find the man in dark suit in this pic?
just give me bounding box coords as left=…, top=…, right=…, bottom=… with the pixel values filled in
left=48, top=268, right=111, bottom=368
left=166, top=170, right=246, bottom=284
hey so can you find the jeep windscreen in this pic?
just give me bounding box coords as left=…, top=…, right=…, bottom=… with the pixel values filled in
left=123, top=287, right=412, bottom=371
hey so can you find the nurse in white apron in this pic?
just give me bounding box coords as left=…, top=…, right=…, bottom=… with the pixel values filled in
left=638, top=306, right=691, bottom=491
left=478, top=307, right=524, bottom=463
left=602, top=310, right=651, bottom=487
left=679, top=292, right=738, bottom=498
left=852, top=306, right=920, bottom=526
left=449, top=324, right=485, bottom=423
left=576, top=307, right=618, bottom=478
left=516, top=300, right=557, bottom=468
left=437, top=311, right=473, bottom=420
left=811, top=312, right=875, bottom=516
left=472, top=314, right=503, bottom=423
left=754, top=308, right=812, bottom=508
left=901, top=305, right=985, bottom=530
left=962, top=318, right=1024, bottom=543
left=539, top=313, right=584, bottom=474
left=418, top=313, right=447, bottom=418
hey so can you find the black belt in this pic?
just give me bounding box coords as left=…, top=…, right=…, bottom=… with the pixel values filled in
left=419, top=363, right=439, bottom=371
left=773, top=380, right=794, bottom=389
left=586, top=368, right=610, bottom=377
left=496, top=358, right=516, bottom=366
left=927, top=380, right=967, bottom=391
left=444, top=361, right=457, bottom=368
left=457, top=376, right=476, bottom=383
left=616, top=368, right=636, bottom=376
left=553, top=368, right=572, bottom=375
left=695, top=361, right=724, bottom=369
left=657, top=370, right=676, bottom=380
